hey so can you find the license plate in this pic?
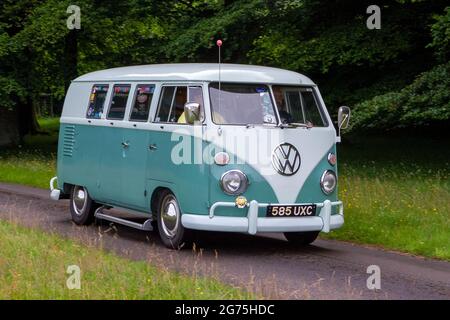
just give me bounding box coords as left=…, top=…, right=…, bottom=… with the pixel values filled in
left=266, top=204, right=316, bottom=217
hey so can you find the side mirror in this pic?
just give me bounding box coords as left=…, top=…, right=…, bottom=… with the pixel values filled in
left=338, top=106, right=351, bottom=132
left=184, top=102, right=200, bottom=124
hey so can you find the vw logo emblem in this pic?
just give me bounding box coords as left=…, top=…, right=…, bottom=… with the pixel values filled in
left=272, top=143, right=301, bottom=176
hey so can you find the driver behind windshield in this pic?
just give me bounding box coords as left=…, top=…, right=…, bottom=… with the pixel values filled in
left=272, top=86, right=293, bottom=124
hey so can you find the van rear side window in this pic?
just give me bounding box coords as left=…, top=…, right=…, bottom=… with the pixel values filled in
left=129, top=84, right=155, bottom=121
left=107, top=84, right=131, bottom=120
left=86, top=85, right=109, bottom=119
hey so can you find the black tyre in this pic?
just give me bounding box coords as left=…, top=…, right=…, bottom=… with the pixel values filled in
left=284, top=231, right=319, bottom=245
left=69, top=185, right=99, bottom=225
left=156, top=190, right=191, bottom=249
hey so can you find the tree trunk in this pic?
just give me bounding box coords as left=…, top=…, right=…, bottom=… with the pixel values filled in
left=64, top=29, right=78, bottom=94
left=17, top=95, right=40, bottom=141
left=0, top=108, right=20, bottom=147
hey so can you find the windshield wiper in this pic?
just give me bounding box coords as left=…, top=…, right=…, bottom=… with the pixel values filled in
left=245, top=123, right=277, bottom=128
left=279, top=122, right=313, bottom=129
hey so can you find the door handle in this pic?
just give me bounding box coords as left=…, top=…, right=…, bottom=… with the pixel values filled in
left=121, top=142, right=130, bottom=148
left=149, top=144, right=157, bottom=151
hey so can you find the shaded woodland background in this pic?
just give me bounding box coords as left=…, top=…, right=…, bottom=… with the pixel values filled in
left=0, top=0, right=448, bottom=145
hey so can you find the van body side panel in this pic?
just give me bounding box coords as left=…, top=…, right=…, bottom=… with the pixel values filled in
left=57, top=123, right=103, bottom=199
left=122, top=127, right=151, bottom=210
left=58, top=122, right=153, bottom=213
left=93, top=125, right=150, bottom=211
left=146, top=127, right=210, bottom=215
left=98, top=126, right=126, bottom=204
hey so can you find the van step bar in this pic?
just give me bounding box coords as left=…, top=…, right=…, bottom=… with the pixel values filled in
left=94, top=206, right=153, bottom=231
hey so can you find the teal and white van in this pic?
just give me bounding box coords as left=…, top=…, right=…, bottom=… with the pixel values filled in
left=50, top=63, right=350, bottom=249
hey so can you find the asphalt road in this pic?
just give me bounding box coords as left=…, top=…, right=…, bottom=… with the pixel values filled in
left=0, top=182, right=449, bottom=299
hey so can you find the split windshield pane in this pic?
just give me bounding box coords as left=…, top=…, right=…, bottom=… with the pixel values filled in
left=272, top=86, right=327, bottom=127
left=209, top=83, right=277, bottom=125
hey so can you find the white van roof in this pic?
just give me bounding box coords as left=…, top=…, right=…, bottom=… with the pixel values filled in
left=73, top=63, right=315, bottom=85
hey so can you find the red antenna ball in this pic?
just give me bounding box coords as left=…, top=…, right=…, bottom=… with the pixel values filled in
left=216, top=39, right=222, bottom=47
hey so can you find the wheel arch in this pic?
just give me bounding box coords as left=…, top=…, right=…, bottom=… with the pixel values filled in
left=150, top=186, right=177, bottom=217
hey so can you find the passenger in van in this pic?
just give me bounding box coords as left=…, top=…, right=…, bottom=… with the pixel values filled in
left=272, top=86, right=293, bottom=124
left=177, top=87, right=205, bottom=124
left=177, top=112, right=187, bottom=123
left=171, top=87, right=186, bottom=122
left=130, top=85, right=153, bottom=121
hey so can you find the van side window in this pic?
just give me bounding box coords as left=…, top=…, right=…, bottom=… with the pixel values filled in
left=107, top=84, right=131, bottom=120
left=155, top=86, right=187, bottom=123
left=129, top=84, right=155, bottom=121
left=154, top=86, right=203, bottom=123
left=86, top=84, right=109, bottom=119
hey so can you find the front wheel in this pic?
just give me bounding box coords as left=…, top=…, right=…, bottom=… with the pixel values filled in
left=70, top=185, right=99, bottom=225
left=156, top=190, right=192, bottom=249
left=284, top=231, right=319, bottom=245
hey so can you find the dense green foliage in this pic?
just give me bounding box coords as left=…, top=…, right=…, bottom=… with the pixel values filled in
left=350, top=61, right=450, bottom=131
left=0, top=0, right=448, bottom=138
left=328, top=134, right=450, bottom=260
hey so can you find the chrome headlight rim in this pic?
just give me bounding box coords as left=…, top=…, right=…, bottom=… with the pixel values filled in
left=320, top=170, right=337, bottom=195
left=220, top=170, right=249, bottom=195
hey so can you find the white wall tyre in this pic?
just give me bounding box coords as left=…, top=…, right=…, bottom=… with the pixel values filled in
left=156, top=190, right=192, bottom=250
left=69, top=185, right=98, bottom=225
left=284, top=231, right=319, bottom=245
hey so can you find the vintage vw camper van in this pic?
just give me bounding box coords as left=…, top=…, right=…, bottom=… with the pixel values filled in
left=50, top=64, right=350, bottom=249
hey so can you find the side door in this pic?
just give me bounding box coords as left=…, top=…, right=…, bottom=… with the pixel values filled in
left=146, top=84, right=210, bottom=216
left=120, top=84, right=156, bottom=211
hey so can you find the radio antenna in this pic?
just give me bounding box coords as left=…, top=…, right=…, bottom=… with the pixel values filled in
left=216, top=39, right=222, bottom=114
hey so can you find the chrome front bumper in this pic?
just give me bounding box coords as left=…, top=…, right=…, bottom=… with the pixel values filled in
left=181, top=200, right=344, bottom=235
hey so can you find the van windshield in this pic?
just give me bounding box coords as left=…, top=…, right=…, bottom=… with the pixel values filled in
left=272, top=86, right=327, bottom=127
left=209, top=83, right=277, bottom=125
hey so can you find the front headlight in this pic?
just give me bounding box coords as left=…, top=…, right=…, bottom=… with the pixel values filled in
left=320, top=170, right=337, bottom=195
left=220, top=170, right=248, bottom=195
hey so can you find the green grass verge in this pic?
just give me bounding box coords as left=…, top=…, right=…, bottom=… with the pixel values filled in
left=1, top=118, right=449, bottom=260
left=323, top=135, right=450, bottom=260
left=0, top=118, right=58, bottom=189
left=0, top=220, right=252, bottom=299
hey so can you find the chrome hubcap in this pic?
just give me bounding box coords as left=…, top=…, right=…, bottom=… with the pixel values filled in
left=73, top=186, right=87, bottom=215
left=160, top=195, right=180, bottom=238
